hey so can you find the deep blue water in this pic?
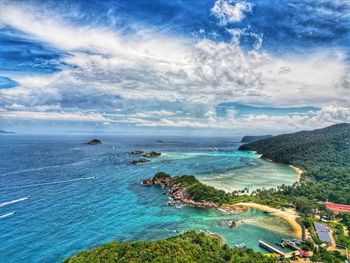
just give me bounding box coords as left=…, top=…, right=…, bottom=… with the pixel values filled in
left=0, top=134, right=295, bottom=263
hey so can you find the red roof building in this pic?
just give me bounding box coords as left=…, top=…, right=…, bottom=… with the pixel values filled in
left=299, top=250, right=310, bottom=258
left=323, top=202, right=350, bottom=214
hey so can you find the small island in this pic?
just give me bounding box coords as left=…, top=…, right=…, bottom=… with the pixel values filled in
left=130, top=151, right=161, bottom=164
left=129, top=150, right=144, bottom=154
left=86, top=139, right=102, bottom=145
left=142, top=151, right=161, bottom=157
left=131, top=158, right=150, bottom=164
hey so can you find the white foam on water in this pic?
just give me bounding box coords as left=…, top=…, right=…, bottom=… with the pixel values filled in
left=0, top=211, right=15, bottom=219
left=0, top=197, right=29, bottom=208
left=1, top=159, right=94, bottom=176
left=2, top=177, right=96, bottom=190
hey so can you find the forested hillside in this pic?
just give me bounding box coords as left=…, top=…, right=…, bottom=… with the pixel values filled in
left=241, top=135, right=273, bottom=143
left=239, top=123, right=350, bottom=205
left=64, top=231, right=280, bottom=263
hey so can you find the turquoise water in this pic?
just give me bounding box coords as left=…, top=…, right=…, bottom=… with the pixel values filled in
left=0, top=134, right=296, bottom=262
left=159, top=151, right=297, bottom=192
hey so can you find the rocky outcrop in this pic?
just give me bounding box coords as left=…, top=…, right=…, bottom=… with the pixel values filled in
left=142, top=151, right=161, bottom=158
left=132, top=158, right=150, bottom=164
left=228, top=220, right=237, bottom=228
left=142, top=176, right=219, bottom=209
left=129, top=150, right=144, bottom=154
left=87, top=139, right=102, bottom=145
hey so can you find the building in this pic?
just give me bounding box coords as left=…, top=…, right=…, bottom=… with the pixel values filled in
left=313, top=222, right=332, bottom=245
left=323, top=202, right=350, bottom=214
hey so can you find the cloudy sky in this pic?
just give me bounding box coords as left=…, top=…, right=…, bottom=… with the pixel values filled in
left=0, top=0, right=349, bottom=135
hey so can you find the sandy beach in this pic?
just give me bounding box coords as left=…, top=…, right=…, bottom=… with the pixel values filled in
left=225, top=202, right=303, bottom=239
left=290, top=165, right=303, bottom=183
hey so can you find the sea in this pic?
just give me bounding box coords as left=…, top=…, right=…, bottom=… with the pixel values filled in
left=0, top=134, right=297, bottom=263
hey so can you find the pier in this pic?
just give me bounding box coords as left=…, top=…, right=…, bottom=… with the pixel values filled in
left=259, top=240, right=285, bottom=255
left=259, top=240, right=300, bottom=259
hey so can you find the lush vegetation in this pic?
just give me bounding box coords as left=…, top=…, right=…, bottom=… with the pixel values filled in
left=153, top=171, right=171, bottom=180
left=241, top=135, right=273, bottom=143
left=334, top=213, right=350, bottom=249
left=64, top=231, right=282, bottom=263
left=65, top=124, right=350, bottom=262
left=239, top=123, right=350, bottom=206
left=168, top=124, right=350, bottom=211
left=172, top=175, right=230, bottom=205
left=338, top=213, right=350, bottom=234
left=310, top=247, right=345, bottom=263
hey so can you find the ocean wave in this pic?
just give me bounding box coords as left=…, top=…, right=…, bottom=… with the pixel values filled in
left=0, top=196, right=29, bottom=208
left=0, top=211, right=15, bottom=219
left=1, top=177, right=96, bottom=190
left=1, top=159, right=94, bottom=177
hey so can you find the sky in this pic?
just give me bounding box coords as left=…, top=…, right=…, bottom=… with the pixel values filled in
left=0, top=0, right=349, bottom=135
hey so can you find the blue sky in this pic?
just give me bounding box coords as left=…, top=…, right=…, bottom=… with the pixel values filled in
left=0, top=0, right=349, bottom=134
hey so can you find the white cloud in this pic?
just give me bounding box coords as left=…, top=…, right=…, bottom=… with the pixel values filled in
left=259, top=51, right=350, bottom=107
left=0, top=110, right=108, bottom=122
left=0, top=1, right=349, bottom=133
left=211, top=0, right=252, bottom=26
left=135, top=105, right=350, bottom=132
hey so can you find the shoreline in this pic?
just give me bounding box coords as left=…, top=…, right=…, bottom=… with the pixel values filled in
left=253, top=151, right=303, bottom=184
left=144, top=175, right=303, bottom=239
left=289, top=165, right=303, bottom=183
left=225, top=202, right=302, bottom=239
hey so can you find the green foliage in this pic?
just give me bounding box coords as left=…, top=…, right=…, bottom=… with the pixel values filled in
left=299, top=217, right=314, bottom=228
left=64, top=232, right=281, bottom=263
left=153, top=172, right=171, bottom=180
left=187, top=184, right=229, bottom=205
left=338, top=213, right=350, bottom=234
left=239, top=123, right=350, bottom=207
left=310, top=247, right=345, bottom=263
left=172, top=175, right=230, bottom=205
left=300, top=239, right=314, bottom=251
left=331, top=222, right=350, bottom=249
left=293, top=196, right=316, bottom=216
left=173, top=175, right=198, bottom=186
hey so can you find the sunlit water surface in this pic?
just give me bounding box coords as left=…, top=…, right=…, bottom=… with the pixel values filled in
left=0, top=134, right=297, bottom=262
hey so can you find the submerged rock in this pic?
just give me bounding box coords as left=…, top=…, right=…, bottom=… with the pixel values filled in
left=87, top=139, right=102, bottom=145
left=142, top=151, right=161, bottom=157
left=129, top=150, right=144, bottom=154
left=142, top=174, right=219, bottom=209
left=142, top=178, right=154, bottom=186
left=132, top=158, right=150, bottom=165
left=228, top=220, right=237, bottom=228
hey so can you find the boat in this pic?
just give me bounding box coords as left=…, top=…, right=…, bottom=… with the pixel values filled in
left=281, top=238, right=291, bottom=242
left=234, top=243, right=246, bottom=249
left=275, top=242, right=285, bottom=248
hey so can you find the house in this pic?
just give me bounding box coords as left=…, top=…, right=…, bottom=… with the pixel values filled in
left=323, top=202, right=350, bottom=214
left=313, top=222, right=332, bottom=245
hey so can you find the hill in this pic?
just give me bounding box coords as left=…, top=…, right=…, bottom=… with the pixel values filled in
left=64, top=231, right=280, bottom=263
left=241, top=135, right=273, bottom=143
left=239, top=123, right=350, bottom=205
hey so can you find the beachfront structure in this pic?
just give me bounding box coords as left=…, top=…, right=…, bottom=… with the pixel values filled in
left=259, top=240, right=285, bottom=256
left=259, top=240, right=300, bottom=259
left=323, top=202, right=350, bottom=214
left=313, top=222, right=332, bottom=244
